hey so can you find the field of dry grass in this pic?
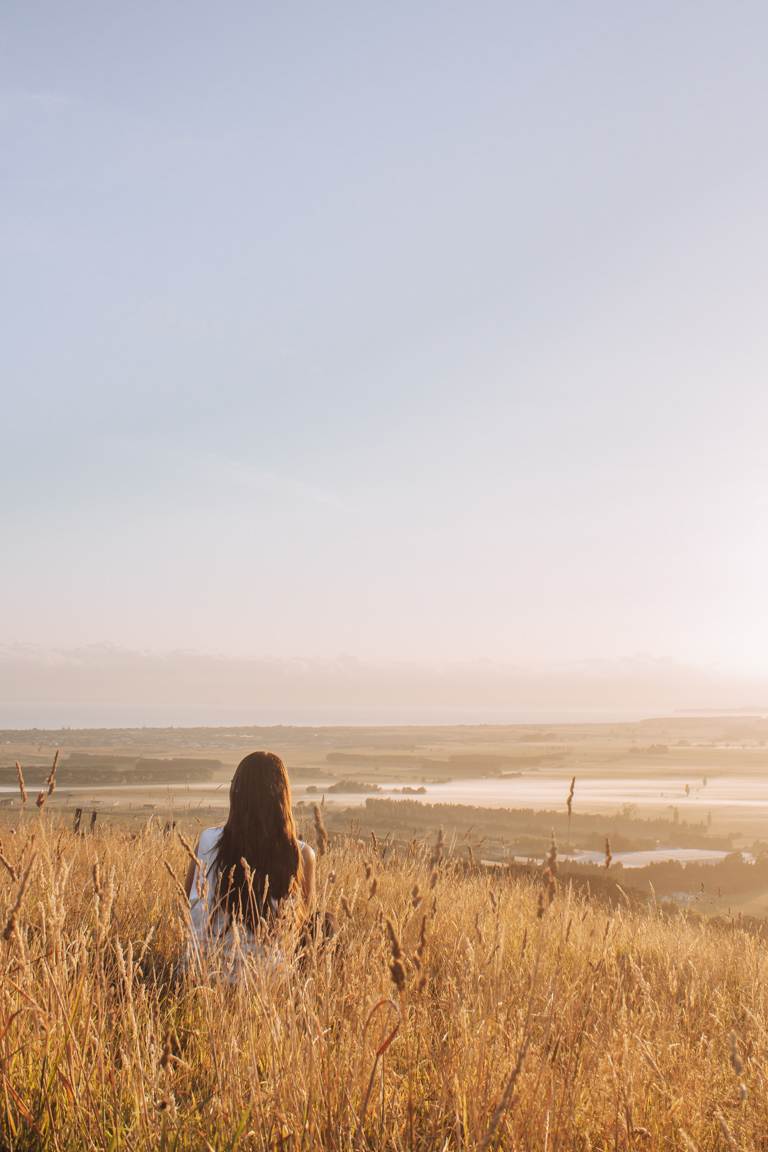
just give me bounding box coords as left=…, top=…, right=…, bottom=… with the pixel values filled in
left=2, top=813, right=767, bottom=1150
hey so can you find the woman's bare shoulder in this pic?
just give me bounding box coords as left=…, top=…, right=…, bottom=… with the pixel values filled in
left=300, top=841, right=316, bottom=865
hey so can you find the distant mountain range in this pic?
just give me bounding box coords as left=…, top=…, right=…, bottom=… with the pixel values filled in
left=2, top=644, right=767, bottom=728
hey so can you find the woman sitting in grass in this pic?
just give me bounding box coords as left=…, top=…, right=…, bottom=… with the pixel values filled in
left=183, top=750, right=316, bottom=973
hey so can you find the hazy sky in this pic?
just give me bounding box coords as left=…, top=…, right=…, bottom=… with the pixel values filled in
left=3, top=2, right=768, bottom=674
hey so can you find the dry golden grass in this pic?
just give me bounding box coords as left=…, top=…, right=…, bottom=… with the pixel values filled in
left=1, top=815, right=767, bottom=1150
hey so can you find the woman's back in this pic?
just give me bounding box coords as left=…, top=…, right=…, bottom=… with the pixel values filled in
left=182, top=752, right=316, bottom=977
left=187, top=824, right=310, bottom=972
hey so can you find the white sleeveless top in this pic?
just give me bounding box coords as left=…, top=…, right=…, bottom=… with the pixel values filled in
left=187, top=826, right=304, bottom=971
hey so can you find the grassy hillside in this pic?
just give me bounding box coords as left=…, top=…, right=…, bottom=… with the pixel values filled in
left=1, top=816, right=766, bottom=1150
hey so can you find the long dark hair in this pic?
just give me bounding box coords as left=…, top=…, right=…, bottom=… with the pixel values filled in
left=213, top=751, right=302, bottom=928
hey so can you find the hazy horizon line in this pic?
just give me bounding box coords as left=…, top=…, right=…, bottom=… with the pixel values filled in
left=2, top=644, right=768, bottom=730
left=3, top=642, right=766, bottom=678
left=5, top=705, right=767, bottom=735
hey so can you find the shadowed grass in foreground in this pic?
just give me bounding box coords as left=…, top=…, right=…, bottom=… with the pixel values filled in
left=0, top=817, right=764, bottom=1150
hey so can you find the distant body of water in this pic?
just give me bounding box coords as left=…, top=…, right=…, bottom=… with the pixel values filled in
left=4, top=773, right=768, bottom=815
left=309, top=775, right=768, bottom=812
left=557, top=847, right=747, bottom=868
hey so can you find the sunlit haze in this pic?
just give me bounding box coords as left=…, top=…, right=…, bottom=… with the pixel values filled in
left=4, top=3, right=768, bottom=718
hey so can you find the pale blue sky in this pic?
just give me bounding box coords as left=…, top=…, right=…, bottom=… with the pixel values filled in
left=3, top=2, right=768, bottom=672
